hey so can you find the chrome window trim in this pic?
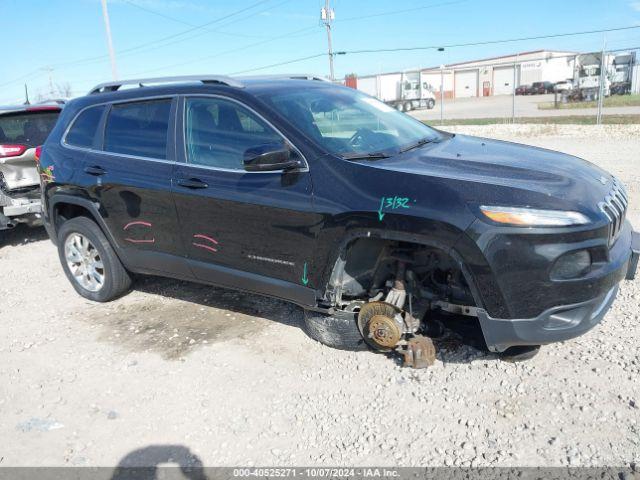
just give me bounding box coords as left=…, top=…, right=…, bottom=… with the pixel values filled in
left=60, top=95, right=177, bottom=164
left=181, top=94, right=309, bottom=174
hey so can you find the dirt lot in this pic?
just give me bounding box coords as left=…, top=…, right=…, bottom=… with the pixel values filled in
left=0, top=125, right=638, bottom=468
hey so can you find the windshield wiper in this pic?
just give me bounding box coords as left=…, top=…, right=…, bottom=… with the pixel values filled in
left=399, top=137, right=436, bottom=153
left=342, top=152, right=391, bottom=161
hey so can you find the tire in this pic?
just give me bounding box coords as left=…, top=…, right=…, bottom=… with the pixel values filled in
left=57, top=216, right=132, bottom=302
left=427, top=99, right=435, bottom=109
left=404, top=102, right=412, bottom=112
left=303, top=309, right=368, bottom=351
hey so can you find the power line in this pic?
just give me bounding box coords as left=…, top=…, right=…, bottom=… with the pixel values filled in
left=336, top=0, right=468, bottom=23
left=341, top=25, right=640, bottom=55
left=131, top=25, right=321, bottom=76
left=121, top=0, right=282, bottom=39
left=20, top=0, right=275, bottom=74
left=224, top=25, right=640, bottom=76
left=230, top=53, right=326, bottom=75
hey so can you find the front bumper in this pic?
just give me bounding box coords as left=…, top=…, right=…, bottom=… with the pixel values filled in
left=477, top=229, right=639, bottom=352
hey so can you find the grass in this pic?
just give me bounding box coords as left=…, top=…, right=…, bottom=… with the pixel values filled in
left=538, top=94, right=640, bottom=110
left=424, top=114, right=640, bottom=126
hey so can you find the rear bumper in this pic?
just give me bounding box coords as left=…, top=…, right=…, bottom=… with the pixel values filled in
left=478, top=229, right=638, bottom=352
left=0, top=196, right=42, bottom=229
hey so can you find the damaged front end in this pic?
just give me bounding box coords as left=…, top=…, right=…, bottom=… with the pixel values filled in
left=325, top=238, right=478, bottom=368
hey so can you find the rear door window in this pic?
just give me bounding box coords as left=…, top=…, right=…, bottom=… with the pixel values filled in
left=0, top=110, right=60, bottom=147
left=104, top=99, right=171, bottom=159
left=65, top=105, right=105, bottom=148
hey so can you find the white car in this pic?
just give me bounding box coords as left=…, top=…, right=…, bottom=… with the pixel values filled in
left=554, top=81, right=573, bottom=92
left=0, top=103, right=62, bottom=234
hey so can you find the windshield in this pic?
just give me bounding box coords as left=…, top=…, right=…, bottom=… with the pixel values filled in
left=0, top=110, right=60, bottom=147
left=257, top=86, right=441, bottom=157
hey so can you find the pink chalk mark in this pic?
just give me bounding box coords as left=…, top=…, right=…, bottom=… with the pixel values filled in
left=193, top=242, right=218, bottom=253
left=193, top=234, right=219, bottom=245
left=125, top=237, right=156, bottom=244
left=123, top=220, right=153, bottom=230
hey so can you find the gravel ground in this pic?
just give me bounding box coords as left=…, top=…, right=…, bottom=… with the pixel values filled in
left=0, top=125, right=638, bottom=468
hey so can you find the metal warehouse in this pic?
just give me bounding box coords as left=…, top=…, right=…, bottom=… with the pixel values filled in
left=422, top=50, right=576, bottom=98
left=348, top=50, right=577, bottom=101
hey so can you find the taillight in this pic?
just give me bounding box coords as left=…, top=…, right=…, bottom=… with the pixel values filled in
left=35, top=146, right=42, bottom=162
left=0, top=144, right=27, bottom=158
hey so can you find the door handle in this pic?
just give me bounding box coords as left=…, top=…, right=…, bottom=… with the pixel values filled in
left=84, top=165, right=107, bottom=176
left=176, top=178, right=209, bottom=189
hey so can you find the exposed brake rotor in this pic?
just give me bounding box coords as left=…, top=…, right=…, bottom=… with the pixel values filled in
left=357, top=301, right=404, bottom=352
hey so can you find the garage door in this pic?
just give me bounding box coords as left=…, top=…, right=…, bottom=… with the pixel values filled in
left=455, top=70, right=478, bottom=98
left=493, top=66, right=515, bottom=95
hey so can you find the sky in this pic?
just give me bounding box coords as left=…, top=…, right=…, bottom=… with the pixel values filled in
left=1, top=0, right=640, bottom=103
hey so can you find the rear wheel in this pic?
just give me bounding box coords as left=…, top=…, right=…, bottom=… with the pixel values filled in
left=427, top=99, right=435, bottom=109
left=404, top=102, right=412, bottom=112
left=57, top=217, right=131, bottom=302
left=303, top=309, right=367, bottom=351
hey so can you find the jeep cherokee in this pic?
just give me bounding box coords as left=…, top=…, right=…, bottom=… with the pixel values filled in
left=39, top=75, right=639, bottom=358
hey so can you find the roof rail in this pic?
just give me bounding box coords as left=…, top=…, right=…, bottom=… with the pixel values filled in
left=239, top=74, right=331, bottom=83
left=88, top=75, right=244, bottom=94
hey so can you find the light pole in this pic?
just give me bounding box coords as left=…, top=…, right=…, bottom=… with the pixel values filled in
left=100, top=0, right=118, bottom=80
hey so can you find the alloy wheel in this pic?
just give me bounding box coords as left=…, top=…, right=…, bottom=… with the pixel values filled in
left=64, top=233, right=105, bottom=292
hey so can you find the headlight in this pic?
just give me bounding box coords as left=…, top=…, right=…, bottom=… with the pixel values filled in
left=479, top=206, right=590, bottom=227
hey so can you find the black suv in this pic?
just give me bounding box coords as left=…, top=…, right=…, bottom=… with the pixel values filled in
left=40, top=75, right=638, bottom=358
left=530, top=81, right=554, bottom=94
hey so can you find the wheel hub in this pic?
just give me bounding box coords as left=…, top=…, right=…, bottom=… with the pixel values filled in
left=357, top=301, right=404, bottom=351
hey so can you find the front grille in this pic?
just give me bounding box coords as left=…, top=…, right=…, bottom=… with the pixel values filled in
left=599, top=177, right=628, bottom=245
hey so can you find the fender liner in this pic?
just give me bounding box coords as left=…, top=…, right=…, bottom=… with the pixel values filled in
left=318, top=227, right=487, bottom=312
left=46, top=195, right=129, bottom=264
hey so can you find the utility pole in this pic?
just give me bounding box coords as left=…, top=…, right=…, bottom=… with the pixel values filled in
left=321, top=0, right=335, bottom=81
left=24, top=84, right=30, bottom=105
left=42, top=66, right=55, bottom=98
left=100, top=0, right=118, bottom=80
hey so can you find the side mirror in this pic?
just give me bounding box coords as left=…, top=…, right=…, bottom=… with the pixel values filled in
left=243, top=143, right=301, bottom=172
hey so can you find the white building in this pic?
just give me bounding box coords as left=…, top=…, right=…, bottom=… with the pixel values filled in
left=421, top=50, right=576, bottom=99
left=349, top=50, right=578, bottom=101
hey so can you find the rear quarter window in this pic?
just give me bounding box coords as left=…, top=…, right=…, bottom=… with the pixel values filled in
left=104, top=99, right=171, bottom=159
left=0, top=110, right=60, bottom=147
left=65, top=105, right=106, bottom=148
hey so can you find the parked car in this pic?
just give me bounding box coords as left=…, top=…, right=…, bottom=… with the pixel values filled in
left=610, top=82, right=631, bottom=95
left=515, top=84, right=530, bottom=95
left=0, top=103, right=62, bottom=233
left=39, top=75, right=638, bottom=362
left=530, top=81, right=555, bottom=94
left=554, top=80, right=573, bottom=92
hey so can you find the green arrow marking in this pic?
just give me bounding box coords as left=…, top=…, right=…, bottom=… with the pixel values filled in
left=378, top=197, right=386, bottom=221
left=302, top=262, right=309, bottom=286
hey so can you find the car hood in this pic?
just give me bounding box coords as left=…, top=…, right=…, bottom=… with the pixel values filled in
left=369, top=134, right=613, bottom=211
